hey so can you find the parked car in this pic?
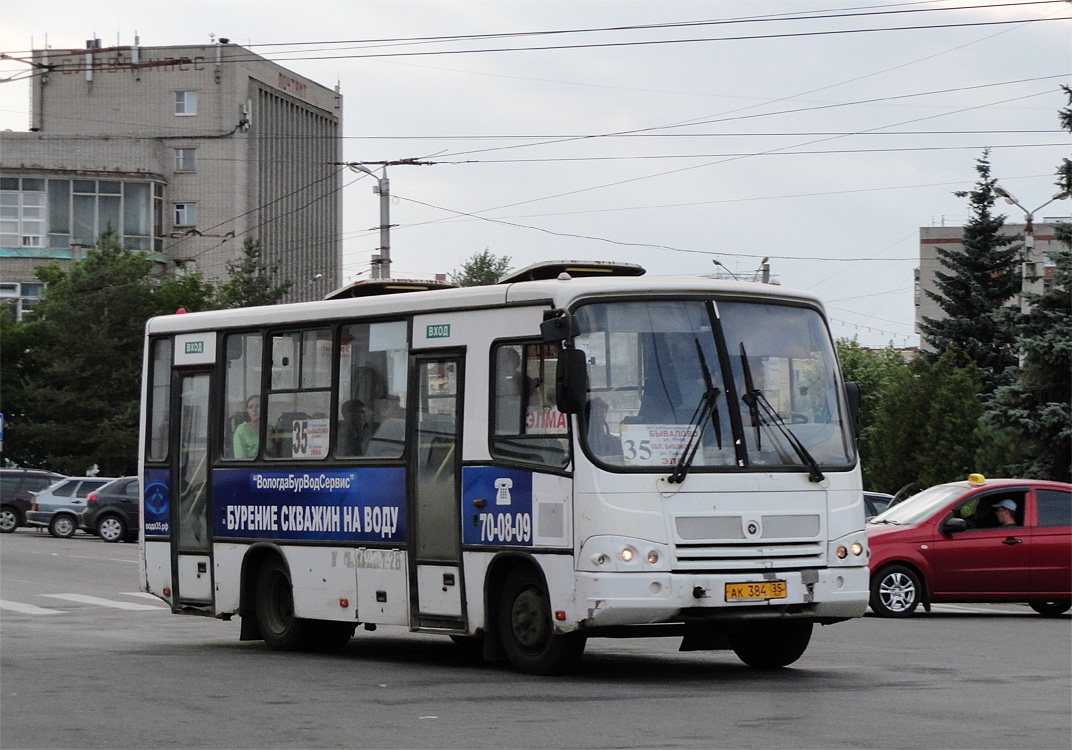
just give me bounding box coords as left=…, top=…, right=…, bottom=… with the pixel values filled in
left=0, top=468, right=66, bottom=533
left=25, top=477, right=116, bottom=538
left=864, top=491, right=894, bottom=521
left=82, top=476, right=140, bottom=543
left=867, top=475, right=1072, bottom=617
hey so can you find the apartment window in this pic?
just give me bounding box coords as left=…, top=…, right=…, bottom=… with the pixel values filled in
left=174, top=203, right=197, bottom=227
left=0, top=179, right=46, bottom=250
left=174, top=91, right=198, bottom=116
left=174, top=148, right=196, bottom=172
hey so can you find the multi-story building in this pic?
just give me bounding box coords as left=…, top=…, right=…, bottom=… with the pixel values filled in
left=1, top=37, right=342, bottom=318
left=915, top=221, right=1067, bottom=352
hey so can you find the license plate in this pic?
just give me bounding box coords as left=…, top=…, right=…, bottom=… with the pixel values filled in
left=725, top=580, right=787, bottom=602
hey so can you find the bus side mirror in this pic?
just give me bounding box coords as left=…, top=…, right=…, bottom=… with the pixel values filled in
left=844, top=381, right=861, bottom=440
left=541, top=310, right=579, bottom=343
left=556, top=348, right=588, bottom=414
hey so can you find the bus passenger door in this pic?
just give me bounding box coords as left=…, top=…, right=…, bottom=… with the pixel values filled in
left=409, top=353, right=466, bottom=631
left=172, top=371, right=213, bottom=607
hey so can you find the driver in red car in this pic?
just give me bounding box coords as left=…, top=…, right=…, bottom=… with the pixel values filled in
left=992, top=498, right=1019, bottom=526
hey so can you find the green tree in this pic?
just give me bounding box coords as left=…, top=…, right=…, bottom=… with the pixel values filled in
left=214, top=237, right=292, bottom=308
left=1, top=229, right=216, bottom=475
left=981, top=87, right=1072, bottom=481
left=918, top=150, right=1020, bottom=395
left=449, top=249, right=512, bottom=287
left=835, top=339, right=908, bottom=490
left=867, top=351, right=983, bottom=494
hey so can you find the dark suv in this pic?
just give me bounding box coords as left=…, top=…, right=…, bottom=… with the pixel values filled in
left=82, top=476, right=140, bottom=543
left=0, top=468, right=65, bottom=533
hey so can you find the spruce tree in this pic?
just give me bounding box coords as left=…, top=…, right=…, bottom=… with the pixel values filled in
left=981, top=87, right=1072, bottom=481
left=919, top=150, right=1020, bottom=395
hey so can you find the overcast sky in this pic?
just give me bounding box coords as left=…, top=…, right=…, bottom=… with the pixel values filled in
left=2, top=1, right=1069, bottom=348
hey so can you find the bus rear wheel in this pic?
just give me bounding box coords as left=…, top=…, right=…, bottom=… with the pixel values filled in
left=730, top=621, right=813, bottom=668
left=256, top=559, right=307, bottom=650
left=498, top=568, right=585, bottom=675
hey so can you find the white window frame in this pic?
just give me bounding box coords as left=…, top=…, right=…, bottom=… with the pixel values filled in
left=173, top=203, right=197, bottom=227
left=0, top=187, right=46, bottom=250
left=174, top=91, right=198, bottom=116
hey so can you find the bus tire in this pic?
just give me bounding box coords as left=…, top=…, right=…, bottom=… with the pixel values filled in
left=730, top=620, right=813, bottom=668
left=498, top=567, right=586, bottom=675
left=255, top=559, right=307, bottom=650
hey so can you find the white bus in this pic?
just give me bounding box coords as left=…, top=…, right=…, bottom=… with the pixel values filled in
left=139, top=262, right=869, bottom=674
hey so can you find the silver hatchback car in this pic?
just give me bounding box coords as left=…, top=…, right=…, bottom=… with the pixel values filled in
left=25, top=477, right=116, bottom=538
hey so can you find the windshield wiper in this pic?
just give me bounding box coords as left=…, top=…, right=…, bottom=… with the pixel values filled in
left=668, top=340, right=722, bottom=484
left=739, top=343, right=826, bottom=483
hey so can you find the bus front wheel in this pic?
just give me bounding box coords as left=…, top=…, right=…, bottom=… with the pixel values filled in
left=255, top=559, right=306, bottom=650
left=498, top=567, right=585, bottom=675
left=730, top=621, right=813, bottom=668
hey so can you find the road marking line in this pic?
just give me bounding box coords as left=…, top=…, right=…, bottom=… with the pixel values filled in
left=42, top=594, right=165, bottom=611
left=0, top=599, right=65, bottom=615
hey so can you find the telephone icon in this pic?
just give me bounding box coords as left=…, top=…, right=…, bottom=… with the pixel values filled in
left=494, top=478, right=513, bottom=505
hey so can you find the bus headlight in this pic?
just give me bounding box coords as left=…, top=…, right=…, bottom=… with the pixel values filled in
left=620, top=547, right=635, bottom=563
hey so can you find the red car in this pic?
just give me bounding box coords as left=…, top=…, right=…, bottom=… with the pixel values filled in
left=867, top=475, right=1071, bottom=617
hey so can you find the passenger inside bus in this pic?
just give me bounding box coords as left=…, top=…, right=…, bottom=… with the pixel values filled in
left=232, top=394, right=261, bottom=459
left=339, top=399, right=377, bottom=456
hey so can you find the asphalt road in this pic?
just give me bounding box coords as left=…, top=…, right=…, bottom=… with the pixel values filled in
left=2, top=529, right=1069, bottom=749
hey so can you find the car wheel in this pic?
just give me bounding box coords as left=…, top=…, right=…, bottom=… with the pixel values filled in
left=498, top=567, right=586, bottom=675
left=870, top=564, right=922, bottom=617
left=97, top=516, right=126, bottom=543
left=730, top=621, right=813, bottom=668
left=0, top=507, right=19, bottom=533
left=255, top=559, right=308, bottom=650
left=1029, top=600, right=1071, bottom=617
left=49, top=514, right=78, bottom=539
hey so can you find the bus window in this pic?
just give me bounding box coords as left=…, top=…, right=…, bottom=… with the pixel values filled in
left=147, top=338, right=172, bottom=462
left=223, top=332, right=263, bottom=460
left=337, top=321, right=408, bottom=459
left=490, top=342, right=569, bottom=468
left=265, top=328, right=331, bottom=460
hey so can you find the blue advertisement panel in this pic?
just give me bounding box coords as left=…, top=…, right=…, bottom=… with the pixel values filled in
left=212, top=467, right=407, bottom=543
left=462, top=466, right=533, bottom=547
left=143, top=469, right=171, bottom=538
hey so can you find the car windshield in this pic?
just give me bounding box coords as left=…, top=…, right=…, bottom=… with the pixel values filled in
left=871, top=484, right=972, bottom=525
left=573, top=298, right=854, bottom=473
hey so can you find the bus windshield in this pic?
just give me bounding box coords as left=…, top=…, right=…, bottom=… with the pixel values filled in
left=574, top=298, right=854, bottom=473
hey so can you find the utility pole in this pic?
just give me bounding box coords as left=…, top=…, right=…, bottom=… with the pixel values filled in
left=344, top=159, right=433, bottom=280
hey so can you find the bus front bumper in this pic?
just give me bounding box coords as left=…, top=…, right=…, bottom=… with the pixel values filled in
left=574, top=566, right=869, bottom=628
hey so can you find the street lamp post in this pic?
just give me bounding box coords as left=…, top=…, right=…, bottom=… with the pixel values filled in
left=348, top=163, right=391, bottom=280
left=992, top=184, right=1070, bottom=313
